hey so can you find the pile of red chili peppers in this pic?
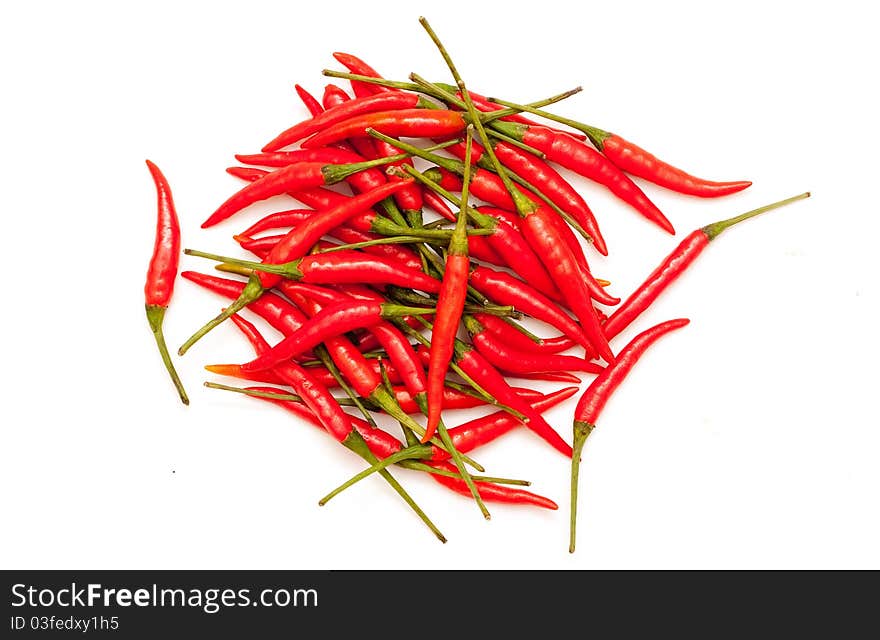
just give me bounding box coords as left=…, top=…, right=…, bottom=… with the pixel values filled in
left=144, top=17, right=809, bottom=552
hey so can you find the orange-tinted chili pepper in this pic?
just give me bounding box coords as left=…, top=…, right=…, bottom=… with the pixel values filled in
left=144, top=160, right=188, bottom=405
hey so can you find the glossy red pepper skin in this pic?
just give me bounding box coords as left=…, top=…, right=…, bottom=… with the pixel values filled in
left=263, top=91, right=424, bottom=151
left=291, top=252, right=442, bottom=293
left=255, top=180, right=413, bottom=290
left=427, top=461, right=558, bottom=510
left=424, top=253, right=469, bottom=441
left=454, top=346, right=573, bottom=457
left=442, top=84, right=587, bottom=141
left=575, top=318, right=690, bottom=426
left=493, top=122, right=675, bottom=234
left=294, top=84, right=324, bottom=117
left=603, top=231, right=707, bottom=341
left=598, top=134, right=751, bottom=197
left=144, top=160, right=187, bottom=405
left=321, top=84, right=383, bottom=161
left=420, top=192, right=504, bottom=265
left=332, top=52, right=401, bottom=96
left=444, top=138, right=608, bottom=256
left=469, top=266, right=591, bottom=350
left=301, top=110, right=467, bottom=149
left=441, top=387, right=579, bottom=458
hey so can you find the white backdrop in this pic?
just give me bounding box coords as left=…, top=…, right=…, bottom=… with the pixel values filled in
left=1, top=1, right=877, bottom=569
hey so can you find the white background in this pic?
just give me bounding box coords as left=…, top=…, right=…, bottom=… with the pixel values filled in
left=1, top=1, right=877, bottom=569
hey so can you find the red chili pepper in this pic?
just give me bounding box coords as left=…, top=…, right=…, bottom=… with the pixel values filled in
left=423, top=129, right=475, bottom=442
left=464, top=315, right=604, bottom=375
left=332, top=52, right=401, bottom=96
left=426, top=461, right=558, bottom=510
left=443, top=137, right=608, bottom=255
left=434, top=82, right=587, bottom=141
left=569, top=318, right=690, bottom=553
left=180, top=271, right=308, bottom=337
left=203, top=158, right=405, bottom=228
left=472, top=313, right=575, bottom=354
left=144, top=160, right=188, bottom=405
left=469, top=265, right=591, bottom=350
left=452, top=343, right=573, bottom=457
left=180, top=181, right=415, bottom=356
left=603, top=193, right=809, bottom=341
left=294, top=84, right=324, bottom=117
left=263, top=91, right=430, bottom=152
left=321, top=81, right=424, bottom=216
left=301, top=110, right=467, bottom=149
left=441, top=386, right=578, bottom=458
left=491, top=121, right=675, bottom=234
left=241, top=300, right=433, bottom=373
left=204, top=360, right=407, bottom=389
left=418, top=188, right=504, bottom=265
left=238, top=383, right=555, bottom=509
left=321, top=84, right=383, bottom=161
left=500, top=370, right=582, bottom=384
left=519, top=204, right=615, bottom=362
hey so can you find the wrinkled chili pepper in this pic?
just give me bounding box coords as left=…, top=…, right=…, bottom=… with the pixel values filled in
left=144, top=160, right=188, bottom=405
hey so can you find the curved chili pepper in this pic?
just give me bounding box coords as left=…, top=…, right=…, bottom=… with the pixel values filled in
left=519, top=205, right=615, bottom=362
left=241, top=300, right=433, bottom=372
left=236, top=383, right=555, bottom=509
left=441, top=386, right=579, bottom=458
left=469, top=265, right=591, bottom=350
left=426, top=461, right=557, bottom=510
left=491, top=121, right=675, bottom=234
left=569, top=318, right=689, bottom=552
left=180, top=271, right=308, bottom=335
left=294, top=84, right=324, bottom=117
left=602, top=193, right=810, bottom=341
left=332, top=52, right=401, bottom=96
left=500, top=370, right=582, bottom=384
left=203, top=157, right=407, bottom=228
left=474, top=313, right=575, bottom=354
left=301, top=110, right=467, bottom=149
left=263, top=91, right=430, bottom=152
left=464, top=315, right=603, bottom=375
left=424, top=129, right=474, bottom=442
left=144, top=160, right=188, bottom=405
left=321, top=84, right=383, bottom=162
